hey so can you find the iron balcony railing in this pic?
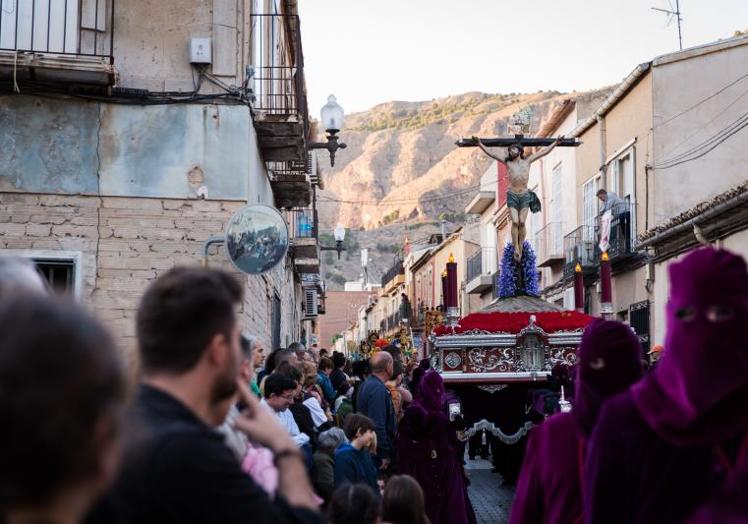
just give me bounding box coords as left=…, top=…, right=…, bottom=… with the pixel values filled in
left=249, top=13, right=309, bottom=133
left=0, top=0, right=114, bottom=61
left=563, top=224, right=599, bottom=279
left=535, top=221, right=564, bottom=264
left=466, top=250, right=482, bottom=283
left=600, top=202, right=637, bottom=261
left=381, top=260, right=404, bottom=288
left=287, top=207, right=317, bottom=239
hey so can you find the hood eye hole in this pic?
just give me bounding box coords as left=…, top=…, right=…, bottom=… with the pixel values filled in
left=675, top=307, right=697, bottom=322
left=589, top=357, right=605, bottom=370
left=706, top=305, right=735, bottom=323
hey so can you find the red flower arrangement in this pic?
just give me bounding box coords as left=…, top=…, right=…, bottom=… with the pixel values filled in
left=433, top=310, right=593, bottom=336
left=374, top=338, right=390, bottom=348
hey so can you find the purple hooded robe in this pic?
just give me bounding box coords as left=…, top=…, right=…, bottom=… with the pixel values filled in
left=396, top=371, right=477, bottom=524
left=585, top=247, right=748, bottom=524
left=509, top=319, right=643, bottom=524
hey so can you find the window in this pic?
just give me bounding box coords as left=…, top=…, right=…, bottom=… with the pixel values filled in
left=2, top=250, right=81, bottom=297
left=34, top=259, right=75, bottom=295
left=630, top=300, right=650, bottom=356
left=550, top=162, right=564, bottom=253
left=583, top=175, right=601, bottom=228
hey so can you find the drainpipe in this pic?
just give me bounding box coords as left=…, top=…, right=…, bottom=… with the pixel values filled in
left=597, top=115, right=608, bottom=190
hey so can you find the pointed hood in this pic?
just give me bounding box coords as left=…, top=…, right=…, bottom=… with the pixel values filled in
left=573, top=318, right=643, bottom=438
left=415, top=370, right=446, bottom=413
left=632, top=247, right=748, bottom=445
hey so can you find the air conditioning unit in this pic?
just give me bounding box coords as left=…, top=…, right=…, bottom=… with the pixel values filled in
left=303, top=288, right=318, bottom=319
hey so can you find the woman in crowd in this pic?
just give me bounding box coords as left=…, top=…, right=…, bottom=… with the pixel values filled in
left=585, top=247, right=748, bottom=524
left=301, top=361, right=333, bottom=431
left=313, top=427, right=348, bottom=502
left=397, top=371, right=476, bottom=524
left=334, top=414, right=379, bottom=494
left=509, top=318, right=643, bottom=524
left=327, top=483, right=381, bottom=524
left=0, top=296, right=126, bottom=524
left=382, top=475, right=431, bottom=524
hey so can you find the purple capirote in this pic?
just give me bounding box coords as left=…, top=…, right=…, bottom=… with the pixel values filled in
left=396, top=371, right=476, bottom=524
left=585, top=247, right=748, bottom=524
left=509, top=319, right=642, bottom=524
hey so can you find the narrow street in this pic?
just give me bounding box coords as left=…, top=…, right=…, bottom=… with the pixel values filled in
left=465, top=458, right=515, bottom=524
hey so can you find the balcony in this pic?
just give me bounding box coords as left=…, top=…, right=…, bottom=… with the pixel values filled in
left=605, top=203, right=637, bottom=262
left=536, top=222, right=565, bottom=267
left=465, top=249, right=496, bottom=294
left=250, top=13, right=309, bottom=164
left=381, top=260, right=405, bottom=292
left=288, top=207, right=319, bottom=273
left=563, top=224, right=599, bottom=279
left=465, top=191, right=495, bottom=214
left=0, top=0, right=115, bottom=88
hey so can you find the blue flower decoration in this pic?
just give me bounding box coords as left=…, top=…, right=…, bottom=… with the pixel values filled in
left=499, top=241, right=540, bottom=298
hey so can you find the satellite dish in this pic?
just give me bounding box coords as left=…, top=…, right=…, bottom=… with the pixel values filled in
left=224, top=204, right=289, bottom=275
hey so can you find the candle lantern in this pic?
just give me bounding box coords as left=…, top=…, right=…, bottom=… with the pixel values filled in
left=446, top=253, right=459, bottom=326
left=441, top=270, right=448, bottom=310
left=600, top=251, right=613, bottom=319
left=574, top=262, right=584, bottom=312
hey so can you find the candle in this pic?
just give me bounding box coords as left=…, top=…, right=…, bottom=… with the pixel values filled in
left=446, top=253, right=458, bottom=309
left=441, top=270, right=448, bottom=309
left=574, top=262, right=584, bottom=312
left=600, top=251, right=613, bottom=318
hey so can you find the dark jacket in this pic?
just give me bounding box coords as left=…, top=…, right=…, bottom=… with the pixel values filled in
left=86, top=385, right=320, bottom=524
left=356, top=375, right=396, bottom=460
left=330, top=368, right=347, bottom=392
left=312, top=451, right=335, bottom=501
left=333, top=443, right=378, bottom=493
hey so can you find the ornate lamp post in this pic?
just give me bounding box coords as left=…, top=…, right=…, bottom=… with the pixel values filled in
left=309, top=95, right=348, bottom=167
left=321, top=223, right=347, bottom=259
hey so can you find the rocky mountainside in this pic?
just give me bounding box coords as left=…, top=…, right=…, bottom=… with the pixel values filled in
left=316, top=89, right=611, bottom=289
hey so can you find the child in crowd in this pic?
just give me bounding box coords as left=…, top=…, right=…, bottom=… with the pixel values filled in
left=334, top=414, right=379, bottom=494
left=313, top=427, right=348, bottom=502
left=382, top=475, right=431, bottom=524
left=327, top=483, right=381, bottom=524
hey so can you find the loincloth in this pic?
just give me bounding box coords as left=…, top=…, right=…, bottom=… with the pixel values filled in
left=507, top=190, right=541, bottom=213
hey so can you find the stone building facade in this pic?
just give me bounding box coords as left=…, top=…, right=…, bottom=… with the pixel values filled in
left=0, top=0, right=320, bottom=364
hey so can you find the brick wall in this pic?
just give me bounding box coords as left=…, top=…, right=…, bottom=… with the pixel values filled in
left=0, top=193, right=302, bottom=364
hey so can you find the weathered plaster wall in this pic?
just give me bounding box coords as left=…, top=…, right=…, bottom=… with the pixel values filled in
left=0, top=97, right=253, bottom=201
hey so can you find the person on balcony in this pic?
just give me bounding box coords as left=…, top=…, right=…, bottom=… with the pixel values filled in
left=596, top=189, right=626, bottom=216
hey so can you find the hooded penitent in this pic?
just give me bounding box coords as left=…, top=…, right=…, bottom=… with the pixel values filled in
left=509, top=319, right=642, bottom=524
left=583, top=248, right=748, bottom=524
left=631, top=247, right=748, bottom=446
left=574, top=318, right=643, bottom=439
left=397, top=371, right=476, bottom=524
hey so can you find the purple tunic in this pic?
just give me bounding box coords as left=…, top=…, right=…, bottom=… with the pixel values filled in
left=397, top=371, right=476, bottom=524
left=510, top=319, right=642, bottom=524
left=585, top=248, right=748, bottom=524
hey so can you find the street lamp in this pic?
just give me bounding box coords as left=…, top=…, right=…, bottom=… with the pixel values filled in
left=309, top=95, right=348, bottom=167
left=321, top=223, right=347, bottom=260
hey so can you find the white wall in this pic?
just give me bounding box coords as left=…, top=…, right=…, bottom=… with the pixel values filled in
left=652, top=37, right=748, bottom=224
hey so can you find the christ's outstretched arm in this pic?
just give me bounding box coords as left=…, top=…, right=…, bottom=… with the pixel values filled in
left=527, top=136, right=563, bottom=164
left=473, top=137, right=507, bottom=166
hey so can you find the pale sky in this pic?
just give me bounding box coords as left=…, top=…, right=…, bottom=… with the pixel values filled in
left=299, top=0, right=748, bottom=115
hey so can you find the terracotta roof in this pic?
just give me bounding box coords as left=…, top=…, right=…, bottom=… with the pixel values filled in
left=638, top=181, right=748, bottom=242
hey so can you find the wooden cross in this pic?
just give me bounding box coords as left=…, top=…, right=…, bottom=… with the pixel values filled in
left=455, top=134, right=581, bottom=148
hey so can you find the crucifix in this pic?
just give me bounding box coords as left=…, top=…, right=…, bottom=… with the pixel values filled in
left=456, top=134, right=581, bottom=262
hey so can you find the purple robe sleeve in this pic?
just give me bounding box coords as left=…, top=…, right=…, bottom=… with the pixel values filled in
left=509, top=428, right=544, bottom=524
left=583, top=398, right=638, bottom=524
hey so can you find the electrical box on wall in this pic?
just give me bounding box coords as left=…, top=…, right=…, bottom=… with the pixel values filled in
left=190, top=38, right=212, bottom=64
